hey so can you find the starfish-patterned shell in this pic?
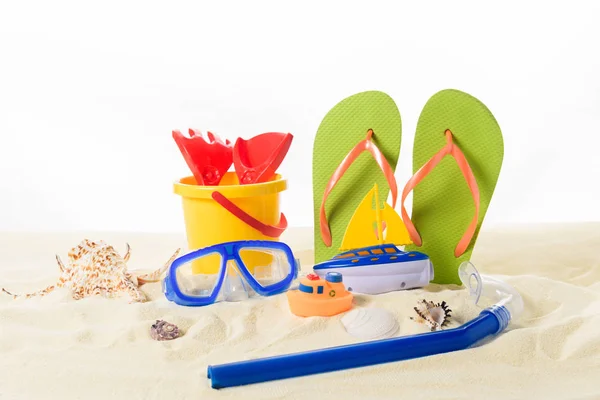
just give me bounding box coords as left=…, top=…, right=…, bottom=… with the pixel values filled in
left=2, top=239, right=181, bottom=303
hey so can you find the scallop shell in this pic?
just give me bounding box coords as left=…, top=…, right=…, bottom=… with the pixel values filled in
left=150, top=320, right=181, bottom=341
left=341, top=308, right=399, bottom=340
left=410, top=299, right=452, bottom=331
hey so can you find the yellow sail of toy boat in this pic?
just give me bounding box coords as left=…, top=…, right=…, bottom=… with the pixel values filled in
left=340, top=183, right=413, bottom=251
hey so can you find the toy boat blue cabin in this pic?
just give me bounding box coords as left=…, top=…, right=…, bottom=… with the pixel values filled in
left=313, top=244, right=430, bottom=270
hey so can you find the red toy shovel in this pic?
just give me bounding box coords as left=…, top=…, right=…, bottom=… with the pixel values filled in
left=233, top=132, right=293, bottom=184
left=172, top=129, right=233, bottom=185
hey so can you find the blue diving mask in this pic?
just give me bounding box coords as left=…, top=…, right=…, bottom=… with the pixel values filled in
left=163, top=240, right=299, bottom=306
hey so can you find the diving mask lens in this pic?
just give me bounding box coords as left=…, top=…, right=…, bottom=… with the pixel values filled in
left=173, top=251, right=223, bottom=298
left=238, top=247, right=293, bottom=289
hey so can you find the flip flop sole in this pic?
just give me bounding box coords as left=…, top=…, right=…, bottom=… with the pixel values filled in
left=405, top=89, right=503, bottom=285
left=312, top=91, right=401, bottom=263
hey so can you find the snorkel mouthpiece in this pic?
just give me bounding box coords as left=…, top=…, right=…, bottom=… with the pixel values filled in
left=458, top=261, right=524, bottom=329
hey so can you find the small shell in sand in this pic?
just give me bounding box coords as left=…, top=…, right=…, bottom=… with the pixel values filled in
left=341, top=308, right=399, bottom=340
left=150, top=320, right=181, bottom=341
left=410, top=299, right=452, bottom=331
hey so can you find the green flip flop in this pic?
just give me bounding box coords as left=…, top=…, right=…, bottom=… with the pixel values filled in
left=312, top=91, right=402, bottom=263
left=401, top=89, right=504, bottom=285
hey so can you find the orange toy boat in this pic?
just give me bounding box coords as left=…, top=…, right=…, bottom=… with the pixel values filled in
left=286, top=272, right=353, bottom=317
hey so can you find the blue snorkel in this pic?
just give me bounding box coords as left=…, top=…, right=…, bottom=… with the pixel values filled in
left=206, top=262, right=524, bottom=389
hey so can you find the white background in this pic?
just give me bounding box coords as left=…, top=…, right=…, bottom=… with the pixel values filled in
left=1, top=1, right=599, bottom=233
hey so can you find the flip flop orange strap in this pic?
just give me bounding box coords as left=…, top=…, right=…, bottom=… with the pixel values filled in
left=400, top=130, right=480, bottom=257
left=319, top=129, right=398, bottom=247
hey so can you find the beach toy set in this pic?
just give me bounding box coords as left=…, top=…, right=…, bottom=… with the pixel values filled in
left=1, top=88, right=520, bottom=392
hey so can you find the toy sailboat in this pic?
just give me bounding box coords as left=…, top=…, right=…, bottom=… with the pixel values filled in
left=313, top=184, right=434, bottom=294
left=339, top=183, right=412, bottom=251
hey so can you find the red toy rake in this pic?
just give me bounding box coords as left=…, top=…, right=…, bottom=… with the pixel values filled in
left=172, top=129, right=233, bottom=186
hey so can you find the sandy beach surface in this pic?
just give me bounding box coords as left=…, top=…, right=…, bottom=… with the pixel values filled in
left=1, top=224, right=599, bottom=399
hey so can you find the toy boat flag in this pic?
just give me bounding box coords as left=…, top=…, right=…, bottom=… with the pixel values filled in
left=340, top=183, right=412, bottom=251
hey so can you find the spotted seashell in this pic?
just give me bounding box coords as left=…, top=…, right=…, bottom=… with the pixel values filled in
left=410, top=299, right=452, bottom=331
left=150, top=320, right=181, bottom=341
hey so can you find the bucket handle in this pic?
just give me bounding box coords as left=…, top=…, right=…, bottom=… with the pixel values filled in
left=212, top=191, right=288, bottom=238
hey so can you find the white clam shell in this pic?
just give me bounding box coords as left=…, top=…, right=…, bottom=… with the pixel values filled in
left=341, top=308, right=399, bottom=340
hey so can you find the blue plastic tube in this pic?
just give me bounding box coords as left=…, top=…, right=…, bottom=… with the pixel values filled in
left=207, top=304, right=511, bottom=389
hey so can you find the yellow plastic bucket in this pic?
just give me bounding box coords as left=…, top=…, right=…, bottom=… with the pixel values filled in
left=174, top=172, right=288, bottom=274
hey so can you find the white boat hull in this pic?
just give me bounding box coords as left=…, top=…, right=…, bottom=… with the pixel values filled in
left=313, top=259, right=434, bottom=295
